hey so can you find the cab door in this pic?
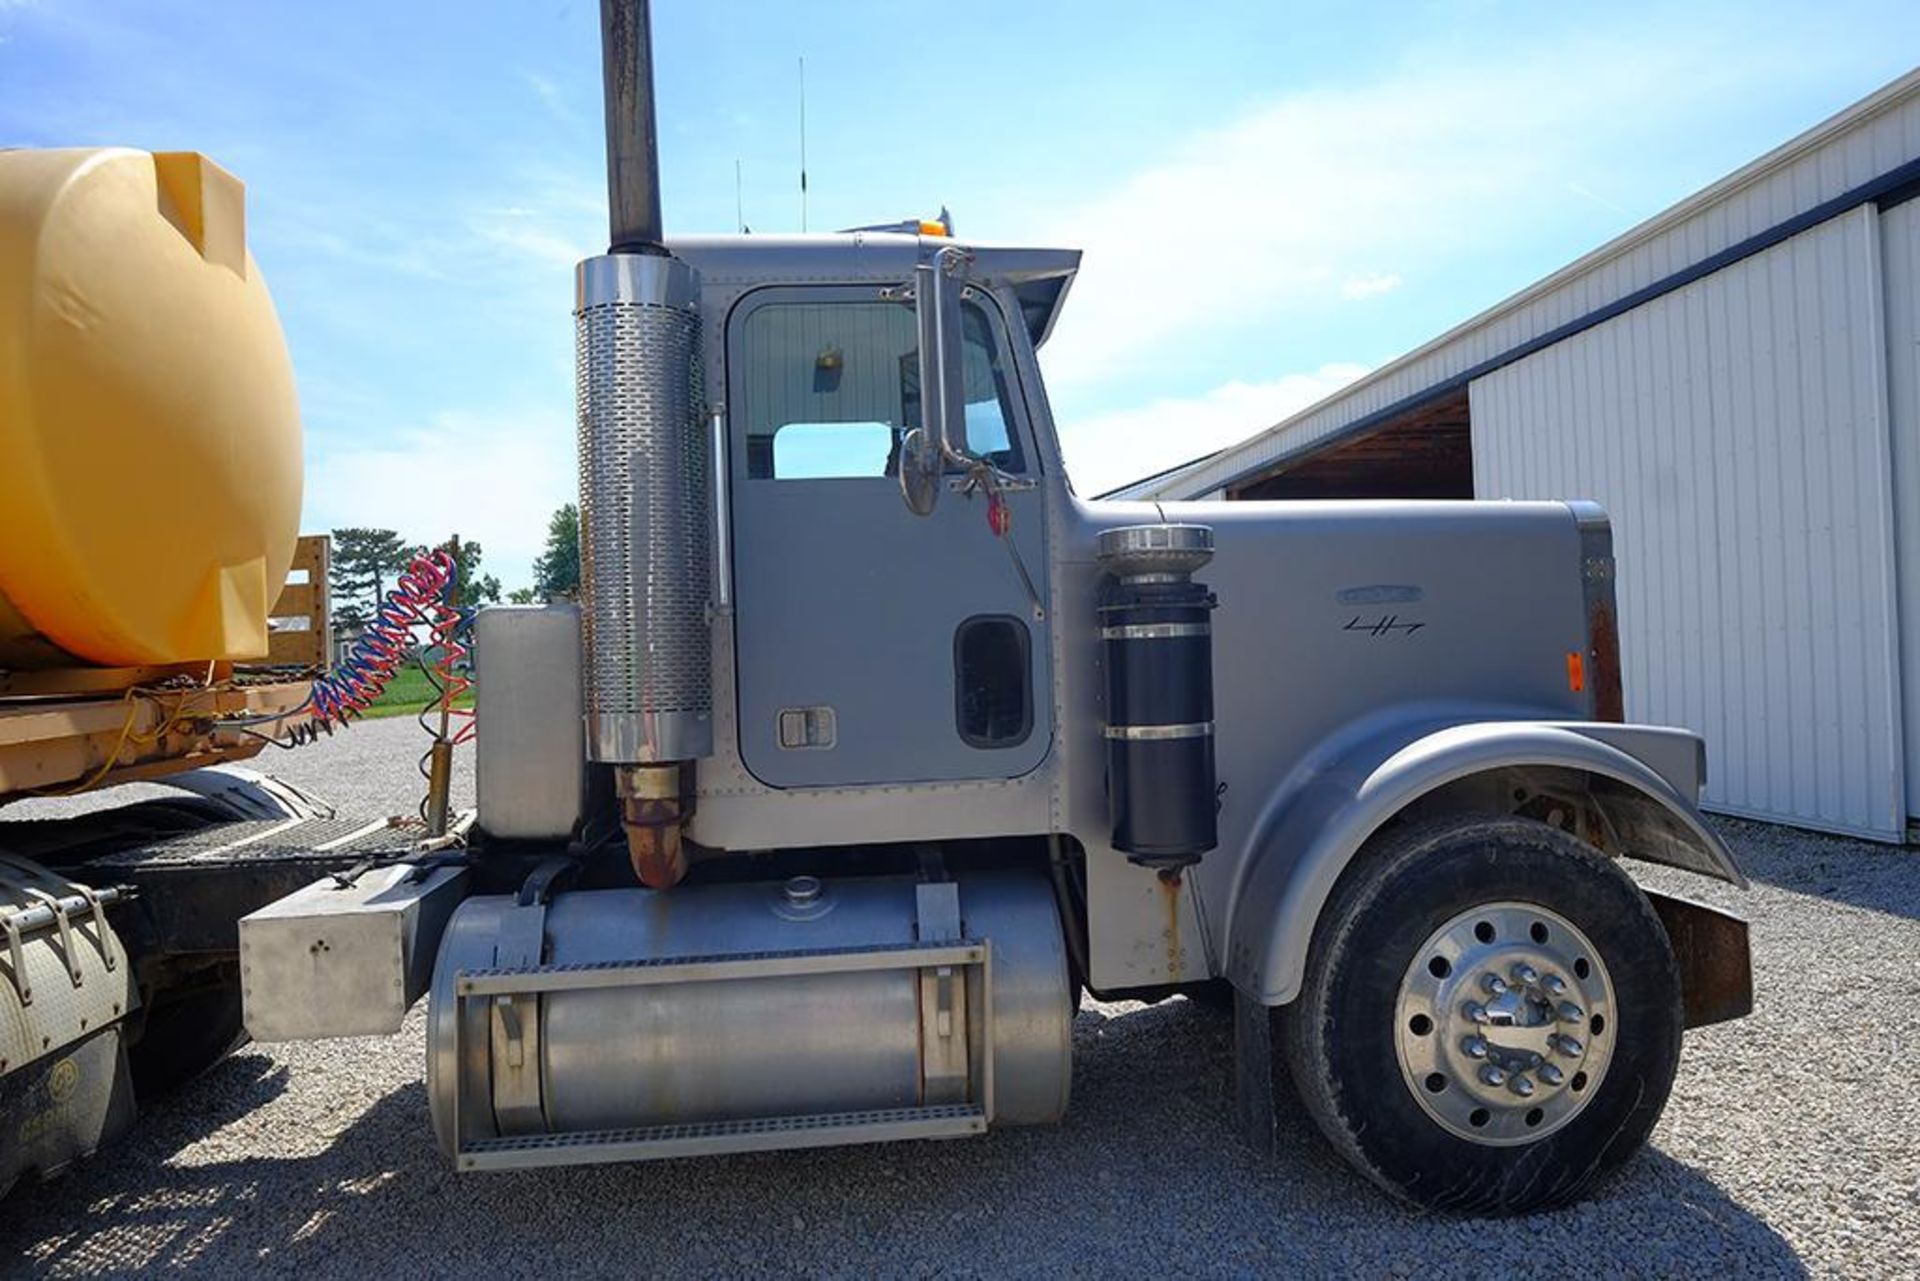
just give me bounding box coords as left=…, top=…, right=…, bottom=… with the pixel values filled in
left=727, top=284, right=1050, bottom=788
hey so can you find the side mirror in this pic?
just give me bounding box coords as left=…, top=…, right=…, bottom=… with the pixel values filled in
left=898, top=426, right=940, bottom=515
left=900, top=247, right=970, bottom=516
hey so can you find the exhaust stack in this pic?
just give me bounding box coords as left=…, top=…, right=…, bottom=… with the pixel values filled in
left=579, top=0, right=708, bottom=885
left=599, top=0, right=665, bottom=253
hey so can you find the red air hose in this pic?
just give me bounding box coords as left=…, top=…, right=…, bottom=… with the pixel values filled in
left=308, top=548, right=468, bottom=731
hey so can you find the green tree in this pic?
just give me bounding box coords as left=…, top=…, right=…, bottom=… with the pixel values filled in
left=507, top=587, right=537, bottom=605
left=331, top=527, right=410, bottom=628
left=426, top=535, right=501, bottom=609
left=531, top=503, right=581, bottom=601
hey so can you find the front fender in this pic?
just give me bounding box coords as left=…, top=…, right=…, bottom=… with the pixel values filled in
left=1223, top=716, right=1743, bottom=1006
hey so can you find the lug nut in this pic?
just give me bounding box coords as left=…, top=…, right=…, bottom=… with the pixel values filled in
left=1557, top=1001, right=1585, bottom=1023
left=1551, top=1033, right=1584, bottom=1057
left=1461, top=1036, right=1489, bottom=1060
left=1479, top=1064, right=1508, bottom=1087
left=1463, top=1001, right=1491, bottom=1025
left=1538, top=1063, right=1565, bottom=1086
left=1482, top=973, right=1509, bottom=995
left=1511, top=962, right=1539, bottom=985
left=1543, top=974, right=1568, bottom=995
left=1508, top=1074, right=1536, bottom=1098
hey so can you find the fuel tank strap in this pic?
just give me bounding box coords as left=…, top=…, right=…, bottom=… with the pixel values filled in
left=457, top=940, right=985, bottom=995
left=1099, top=622, right=1211, bottom=640
left=1103, top=722, right=1214, bottom=741
left=488, top=895, right=550, bottom=1134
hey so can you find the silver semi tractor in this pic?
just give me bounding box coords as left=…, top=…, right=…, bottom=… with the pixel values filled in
left=238, top=0, right=1752, bottom=1215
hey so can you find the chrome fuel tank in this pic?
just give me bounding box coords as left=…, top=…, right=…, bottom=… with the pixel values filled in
left=427, top=871, right=1070, bottom=1163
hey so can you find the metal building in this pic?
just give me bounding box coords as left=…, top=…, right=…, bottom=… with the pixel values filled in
left=1120, top=69, right=1920, bottom=841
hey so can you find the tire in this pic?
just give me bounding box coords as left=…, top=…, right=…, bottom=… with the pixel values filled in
left=1280, top=814, right=1682, bottom=1215
left=127, top=964, right=248, bottom=1100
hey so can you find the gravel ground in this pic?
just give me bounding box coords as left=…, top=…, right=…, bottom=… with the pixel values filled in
left=3, top=716, right=1917, bottom=1278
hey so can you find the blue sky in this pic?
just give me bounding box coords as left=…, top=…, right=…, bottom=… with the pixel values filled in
left=4, top=1, right=1918, bottom=591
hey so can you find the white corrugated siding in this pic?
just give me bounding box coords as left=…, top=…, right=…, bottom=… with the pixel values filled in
left=1880, top=199, right=1920, bottom=828
left=1154, top=69, right=1920, bottom=501
left=1472, top=206, right=1907, bottom=838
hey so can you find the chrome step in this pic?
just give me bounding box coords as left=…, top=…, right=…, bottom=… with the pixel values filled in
left=458, top=1103, right=989, bottom=1171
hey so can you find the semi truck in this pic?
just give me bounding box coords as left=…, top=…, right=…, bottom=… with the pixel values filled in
left=6, top=1, right=1753, bottom=1216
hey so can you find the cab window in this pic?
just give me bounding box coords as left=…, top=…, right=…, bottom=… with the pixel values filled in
left=738, top=298, right=1024, bottom=480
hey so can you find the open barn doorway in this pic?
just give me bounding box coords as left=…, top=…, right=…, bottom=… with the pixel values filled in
left=1224, top=388, right=1472, bottom=500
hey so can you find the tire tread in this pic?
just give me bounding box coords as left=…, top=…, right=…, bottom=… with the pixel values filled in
left=1280, top=813, right=1681, bottom=1214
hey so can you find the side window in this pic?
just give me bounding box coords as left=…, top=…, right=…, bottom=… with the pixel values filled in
left=957, top=305, right=1016, bottom=464
left=771, top=421, right=893, bottom=479
left=738, top=296, right=1024, bottom=480
left=954, top=615, right=1032, bottom=749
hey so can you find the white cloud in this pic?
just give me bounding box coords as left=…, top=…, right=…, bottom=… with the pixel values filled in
left=1060, top=364, right=1369, bottom=496
left=302, top=408, right=574, bottom=592
left=472, top=211, right=593, bottom=268
left=521, top=71, right=578, bottom=125
left=1565, top=181, right=1629, bottom=216
left=274, top=224, right=447, bottom=281
left=1340, top=272, right=1402, bottom=300
left=271, top=166, right=600, bottom=284
left=285, top=165, right=601, bottom=597
left=467, top=167, right=604, bottom=272
left=1034, top=35, right=1793, bottom=393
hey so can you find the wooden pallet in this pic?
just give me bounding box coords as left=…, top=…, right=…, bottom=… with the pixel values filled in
left=268, top=535, right=331, bottom=669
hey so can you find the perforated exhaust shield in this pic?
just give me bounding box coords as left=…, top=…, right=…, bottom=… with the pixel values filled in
left=575, top=252, right=711, bottom=763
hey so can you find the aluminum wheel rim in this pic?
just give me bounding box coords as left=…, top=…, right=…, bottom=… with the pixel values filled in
left=1392, top=900, right=1616, bottom=1147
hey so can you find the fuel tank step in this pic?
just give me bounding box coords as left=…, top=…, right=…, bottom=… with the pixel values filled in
left=428, top=872, right=1074, bottom=1171
left=458, top=1103, right=988, bottom=1171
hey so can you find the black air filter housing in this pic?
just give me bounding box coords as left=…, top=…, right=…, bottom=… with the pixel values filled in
left=1096, top=525, right=1218, bottom=867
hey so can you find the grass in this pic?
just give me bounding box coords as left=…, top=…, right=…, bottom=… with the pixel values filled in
left=358, top=661, right=475, bottom=720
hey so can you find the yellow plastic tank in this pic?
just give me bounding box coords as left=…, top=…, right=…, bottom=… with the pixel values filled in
left=0, top=148, right=302, bottom=669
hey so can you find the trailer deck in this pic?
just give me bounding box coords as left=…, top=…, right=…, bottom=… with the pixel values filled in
left=0, top=536, right=330, bottom=802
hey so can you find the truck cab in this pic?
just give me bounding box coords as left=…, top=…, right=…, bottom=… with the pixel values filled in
left=236, top=1, right=1755, bottom=1216
left=237, top=228, right=1760, bottom=1215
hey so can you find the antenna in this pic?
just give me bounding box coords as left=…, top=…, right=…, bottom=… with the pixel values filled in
left=798, top=55, right=808, bottom=232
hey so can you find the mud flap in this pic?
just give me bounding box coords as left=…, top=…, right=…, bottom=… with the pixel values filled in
left=1643, top=889, right=1753, bottom=1029
left=0, top=1026, right=136, bottom=1197
left=1233, top=988, right=1282, bottom=1156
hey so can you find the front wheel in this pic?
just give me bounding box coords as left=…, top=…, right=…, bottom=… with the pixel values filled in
left=1281, top=814, right=1682, bottom=1214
